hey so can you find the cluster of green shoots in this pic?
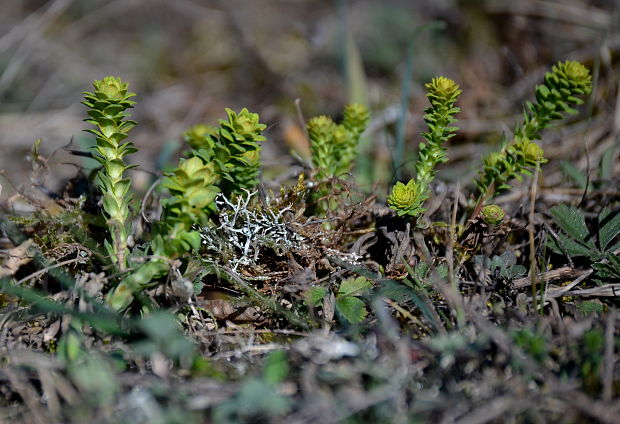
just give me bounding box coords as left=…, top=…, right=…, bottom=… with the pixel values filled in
left=184, top=108, right=267, bottom=195
left=108, top=154, right=219, bottom=310
left=307, top=103, right=370, bottom=180
left=85, top=60, right=591, bottom=310
left=474, top=61, right=592, bottom=208
left=387, top=60, right=592, bottom=220
left=81, top=78, right=268, bottom=310
left=306, top=103, right=369, bottom=212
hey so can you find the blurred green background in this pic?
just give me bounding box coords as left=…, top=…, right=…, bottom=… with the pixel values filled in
left=0, top=0, right=617, bottom=198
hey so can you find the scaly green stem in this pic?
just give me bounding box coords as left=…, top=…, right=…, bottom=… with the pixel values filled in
left=82, top=76, right=138, bottom=271
left=473, top=60, right=592, bottom=216
left=388, top=77, right=461, bottom=218
left=307, top=103, right=369, bottom=215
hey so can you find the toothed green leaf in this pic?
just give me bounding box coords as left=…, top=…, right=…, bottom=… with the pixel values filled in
left=548, top=232, right=598, bottom=259
left=338, top=276, right=372, bottom=297
left=550, top=204, right=594, bottom=247
left=598, top=208, right=620, bottom=251
left=335, top=296, right=368, bottom=324
left=306, top=287, right=328, bottom=307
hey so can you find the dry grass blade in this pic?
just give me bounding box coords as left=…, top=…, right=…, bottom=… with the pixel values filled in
left=454, top=395, right=533, bottom=424
left=554, top=283, right=620, bottom=298
left=529, top=164, right=540, bottom=312
left=3, top=367, right=51, bottom=424
left=473, top=316, right=620, bottom=424
left=603, top=310, right=617, bottom=402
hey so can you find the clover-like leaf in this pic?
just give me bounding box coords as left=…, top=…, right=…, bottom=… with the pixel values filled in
left=338, top=276, right=372, bottom=297
left=305, top=286, right=328, bottom=307
left=335, top=296, right=368, bottom=324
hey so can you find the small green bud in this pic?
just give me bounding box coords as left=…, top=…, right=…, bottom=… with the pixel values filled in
left=551, top=60, right=592, bottom=93
left=485, top=152, right=505, bottom=168
left=227, top=108, right=267, bottom=138
left=481, top=204, right=506, bottom=225
left=520, top=140, right=546, bottom=163
left=387, top=179, right=424, bottom=217
left=95, top=76, right=129, bottom=101
left=425, top=76, right=462, bottom=103
left=307, top=115, right=336, bottom=142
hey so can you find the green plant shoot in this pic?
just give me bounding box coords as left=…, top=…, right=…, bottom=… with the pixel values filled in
left=82, top=76, right=138, bottom=270
left=107, top=109, right=267, bottom=310
left=474, top=61, right=592, bottom=209
left=388, top=77, right=461, bottom=217
left=307, top=103, right=370, bottom=180
left=190, top=108, right=267, bottom=196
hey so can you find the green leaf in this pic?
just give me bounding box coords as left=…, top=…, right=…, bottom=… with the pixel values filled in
left=378, top=279, right=412, bottom=303
left=335, top=296, right=368, bottom=324
left=575, top=301, right=605, bottom=315
left=548, top=232, right=598, bottom=259
left=68, top=355, right=118, bottom=406
left=306, top=287, right=328, bottom=307
left=338, top=276, right=372, bottom=297
left=598, top=208, right=620, bottom=252
left=599, top=145, right=616, bottom=181
left=550, top=204, right=595, bottom=247
left=179, top=230, right=202, bottom=252
left=106, top=282, right=135, bottom=311
left=593, top=253, right=620, bottom=279
left=263, top=350, right=289, bottom=385
left=536, top=84, right=550, bottom=100
left=609, top=242, right=620, bottom=253
left=57, top=331, right=85, bottom=365
left=560, top=160, right=588, bottom=189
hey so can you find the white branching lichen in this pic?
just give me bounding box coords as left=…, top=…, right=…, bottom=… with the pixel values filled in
left=200, top=190, right=304, bottom=270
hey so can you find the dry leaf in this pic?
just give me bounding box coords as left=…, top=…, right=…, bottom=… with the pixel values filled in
left=0, top=239, right=34, bottom=277
left=199, top=299, right=263, bottom=322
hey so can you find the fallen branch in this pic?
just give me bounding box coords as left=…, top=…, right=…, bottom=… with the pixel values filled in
left=511, top=266, right=584, bottom=289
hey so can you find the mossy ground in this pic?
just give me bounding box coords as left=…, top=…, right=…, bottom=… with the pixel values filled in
left=1, top=1, right=620, bottom=423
